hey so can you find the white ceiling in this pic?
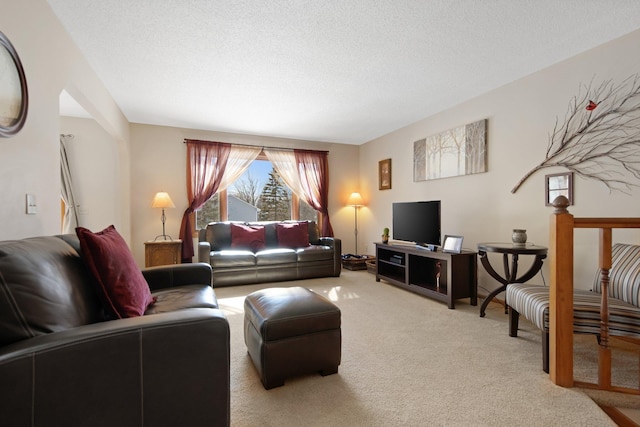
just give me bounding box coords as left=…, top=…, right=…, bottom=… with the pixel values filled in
left=49, top=1, right=640, bottom=145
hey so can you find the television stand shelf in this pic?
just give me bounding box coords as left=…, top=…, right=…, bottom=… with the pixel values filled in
left=375, top=243, right=477, bottom=309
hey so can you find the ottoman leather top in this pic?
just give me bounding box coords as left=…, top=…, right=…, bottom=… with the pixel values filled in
left=245, top=287, right=341, bottom=341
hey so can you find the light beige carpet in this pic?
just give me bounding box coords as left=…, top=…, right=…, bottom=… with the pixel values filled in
left=215, top=269, right=639, bottom=426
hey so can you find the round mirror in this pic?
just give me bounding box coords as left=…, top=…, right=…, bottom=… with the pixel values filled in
left=0, top=31, right=28, bottom=137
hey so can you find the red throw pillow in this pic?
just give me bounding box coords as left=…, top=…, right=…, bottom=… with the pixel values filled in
left=276, top=222, right=310, bottom=249
left=230, top=223, right=266, bottom=252
left=76, top=225, right=156, bottom=318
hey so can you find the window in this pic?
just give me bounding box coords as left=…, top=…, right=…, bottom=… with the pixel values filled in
left=298, top=198, right=317, bottom=221
left=195, top=157, right=319, bottom=228
left=195, top=192, right=221, bottom=229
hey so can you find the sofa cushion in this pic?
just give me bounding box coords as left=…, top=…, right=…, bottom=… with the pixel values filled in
left=259, top=223, right=278, bottom=247
left=276, top=222, right=310, bottom=249
left=210, top=250, right=257, bottom=268
left=255, top=248, right=298, bottom=266
left=76, top=225, right=156, bottom=318
left=231, top=223, right=266, bottom=252
left=306, top=221, right=320, bottom=244
left=205, top=222, right=232, bottom=251
left=0, top=236, right=102, bottom=346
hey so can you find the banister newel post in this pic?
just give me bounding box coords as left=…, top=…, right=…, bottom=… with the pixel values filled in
left=549, top=195, right=574, bottom=387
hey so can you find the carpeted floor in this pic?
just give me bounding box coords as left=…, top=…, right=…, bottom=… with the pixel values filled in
left=214, top=269, right=640, bottom=426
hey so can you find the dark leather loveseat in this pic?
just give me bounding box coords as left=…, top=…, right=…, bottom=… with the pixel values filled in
left=197, top=220, right=341, bottom=287
left=0, top=234, right=230, bottom=427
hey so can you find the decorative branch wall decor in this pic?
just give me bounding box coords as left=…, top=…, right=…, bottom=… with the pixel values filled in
left=512, top=74, right=640, bottom=194
left=413, top=119, right=487, bottom=181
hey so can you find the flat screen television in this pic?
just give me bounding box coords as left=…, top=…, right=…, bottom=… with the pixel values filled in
left=392, top=201, right=441, bottom=247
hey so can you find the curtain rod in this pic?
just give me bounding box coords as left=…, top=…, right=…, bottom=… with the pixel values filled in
left=183, top=139, right=329, bottom=154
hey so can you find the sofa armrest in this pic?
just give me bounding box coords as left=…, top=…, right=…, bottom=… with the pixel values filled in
left=318, top=237, right=338, bottom=248
left=0, top=308, right=230, bottom=426
left=142, top=262, right=212, bottom=291
left=198, top=241, right=212, bottom=263
left=318, top=237, right=342, bottom=276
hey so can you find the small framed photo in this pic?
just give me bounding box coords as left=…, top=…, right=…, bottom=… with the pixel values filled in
left=442, top=235, right=463, bottom=253
left=545, top=172, right=573, bottom=206
left=379, top=158, right=392, bottom=190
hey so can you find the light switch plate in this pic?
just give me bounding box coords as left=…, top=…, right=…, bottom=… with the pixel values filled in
left=26, top=193, right=37, bottom=214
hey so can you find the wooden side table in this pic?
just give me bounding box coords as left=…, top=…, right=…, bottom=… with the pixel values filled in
left=144, top=239, right=182, bottom=267
left=477, top=242, right=547, bottom=317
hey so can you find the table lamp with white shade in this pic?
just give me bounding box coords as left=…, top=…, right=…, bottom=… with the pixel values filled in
left=152, top=191, right=175, bottom=240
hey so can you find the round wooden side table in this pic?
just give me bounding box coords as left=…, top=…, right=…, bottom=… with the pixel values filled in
left=477, top=242, right=548, bottom=317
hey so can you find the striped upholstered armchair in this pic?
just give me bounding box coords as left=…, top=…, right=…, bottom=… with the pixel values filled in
left=506, top=243, right=640, bottom=373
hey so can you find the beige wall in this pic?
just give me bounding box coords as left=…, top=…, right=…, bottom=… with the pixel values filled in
left=359, top=29, right=640, bottom=296
left=129, top=124, right=359, bottom=266
left=0, top=0, right=129, bottom=240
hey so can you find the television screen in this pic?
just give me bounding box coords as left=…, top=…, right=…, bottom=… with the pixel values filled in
left=392, top=201, right=441, bottom=246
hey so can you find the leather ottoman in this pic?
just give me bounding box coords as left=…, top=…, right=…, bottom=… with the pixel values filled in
left=244, top=287, right=341, bottom=389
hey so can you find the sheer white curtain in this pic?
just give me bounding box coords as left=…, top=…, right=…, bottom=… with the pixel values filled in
left=180, top=141, right=262, bottom=261
left=218, top=145, right=262, bottom=191
left=60, top=134, right=80, bottom=233
left=264, top=148, right=334, bottom=236
left=264, top=149, right=305, bottom=197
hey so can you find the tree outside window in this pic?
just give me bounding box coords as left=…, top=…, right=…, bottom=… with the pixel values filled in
left=258, top=169, right=290, bottom=221
left=195, top=160, right=318, bottom=227
left=195, top=193, right=219, bottom=229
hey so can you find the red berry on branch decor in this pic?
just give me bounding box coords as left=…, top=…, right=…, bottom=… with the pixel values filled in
left=586, top=100, right=598, bottom=110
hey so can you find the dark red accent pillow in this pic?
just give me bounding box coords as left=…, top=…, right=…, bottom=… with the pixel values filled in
left=230, top=223, right=266, bottom=252
left=76, top=225, right=156, bottom=318
left=276, top=222, right=310, bottom=249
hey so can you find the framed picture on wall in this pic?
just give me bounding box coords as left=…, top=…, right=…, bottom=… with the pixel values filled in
left=379, top=158, right=391, bottom=190
left=545, top=172, right=573, bottom=206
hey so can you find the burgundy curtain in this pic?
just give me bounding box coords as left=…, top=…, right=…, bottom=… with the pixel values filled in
left=179, top=140, right=231, bottom=262
left=294, top=149, right=334, bottom=237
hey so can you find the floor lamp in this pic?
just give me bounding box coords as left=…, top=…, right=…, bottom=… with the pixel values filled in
left=347, top=192, right=364, bottom=255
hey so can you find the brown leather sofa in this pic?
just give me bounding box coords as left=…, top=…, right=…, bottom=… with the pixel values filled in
left=0, top=234, right=230, bottom=427
left=197, top=221, right=341, bottom=287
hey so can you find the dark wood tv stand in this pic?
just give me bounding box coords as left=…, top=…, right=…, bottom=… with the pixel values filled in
left=375, top=243, right=477, bottom=309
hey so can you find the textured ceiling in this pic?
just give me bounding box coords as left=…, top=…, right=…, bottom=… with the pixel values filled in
left=48, top=1, right=640, bottom=145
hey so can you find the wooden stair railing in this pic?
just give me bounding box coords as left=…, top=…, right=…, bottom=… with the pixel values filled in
left=550, top=196, right=640, bottom=392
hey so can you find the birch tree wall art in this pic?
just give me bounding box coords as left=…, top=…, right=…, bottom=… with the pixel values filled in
left=512, top=74, right=640, bottom=194
left=413, top=119, right=487, bottom=182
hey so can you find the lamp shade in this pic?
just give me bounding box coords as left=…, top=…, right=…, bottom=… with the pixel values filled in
left=152, top=192, right=175, bottom=209
left=347, top=192, right=364, bottom=206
